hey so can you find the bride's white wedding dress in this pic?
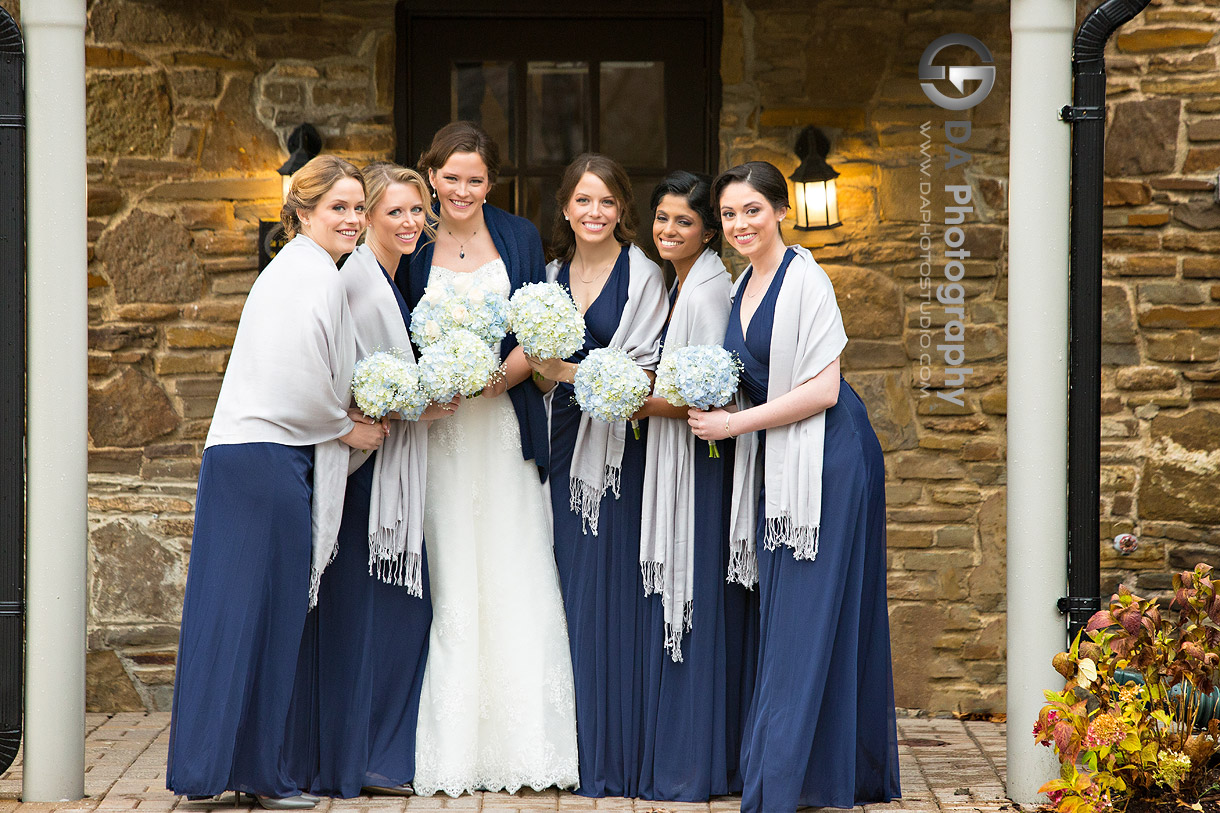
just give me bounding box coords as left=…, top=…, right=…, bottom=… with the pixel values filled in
left=412, top=259, right=579, bottom=798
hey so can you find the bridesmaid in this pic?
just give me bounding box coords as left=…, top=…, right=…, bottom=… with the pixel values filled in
left=636, top=171, right=755, bottom=801
left=688, top=161, right=901, bottom=812
left=527, top=153, right=668, bottom=799
left=167, top=156, right=385, bottom=808
left=297, top=163, right=455, bottom=798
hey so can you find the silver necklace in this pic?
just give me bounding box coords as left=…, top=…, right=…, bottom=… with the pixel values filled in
left=447, top=224, right=480, bottom=259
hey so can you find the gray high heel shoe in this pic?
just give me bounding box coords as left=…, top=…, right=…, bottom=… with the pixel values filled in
left=361, top=783, right=413, bottom=797
left=255, top=795, right=316, bottom=810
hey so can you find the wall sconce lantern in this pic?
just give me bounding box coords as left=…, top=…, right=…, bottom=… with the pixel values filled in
left=277, top=123, right=322, bottom=201
left=790, top=126, right=841, bottom=231
left=260, top=123, right=322, bottom=270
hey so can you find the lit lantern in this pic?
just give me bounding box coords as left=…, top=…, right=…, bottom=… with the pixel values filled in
left=261, top=124, right=322, bottom=270
left=789, top=126, right=841, bottom=231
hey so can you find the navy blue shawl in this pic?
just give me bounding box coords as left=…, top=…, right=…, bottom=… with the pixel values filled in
left=397, top=204, right=551, bottom=481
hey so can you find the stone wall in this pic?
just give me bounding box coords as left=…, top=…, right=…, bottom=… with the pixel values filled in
left=720, top=0, right=1011, bottom=711
left=69, top=0, right=1220, bottom=713
left=1095, top=4, right=1220, bottom=599
left=83, top=0, right=397, bottom=711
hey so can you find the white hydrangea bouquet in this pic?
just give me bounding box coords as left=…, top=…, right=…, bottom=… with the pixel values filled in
left=654, top=344, right=742, bottom=457
left=416, top=329, right=501, bottom=401
left=410, top=277, right=510, bottom=347
left=507, top=282, right=586, bottom=360
left=573, top=347, right=651, bottom=439
left=351, top=350, right=430, bottom=422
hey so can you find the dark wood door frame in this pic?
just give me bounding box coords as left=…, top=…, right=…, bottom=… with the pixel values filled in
left=393, top=0, right=722, bottom=179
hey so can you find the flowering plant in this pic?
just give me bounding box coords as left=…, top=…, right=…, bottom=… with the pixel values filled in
left=508, top=282, right=586, bottom=360
left=654, top=344, right=741, bottom=457
left=416, top=329, right=501, bottom=401
left=410, top=278, right=509, bottom=348
left=573, top=347, right=650, bottom=436
left=351, top=350, right=429, bottom=421
left=1035, top=564, right=1220, bottom=813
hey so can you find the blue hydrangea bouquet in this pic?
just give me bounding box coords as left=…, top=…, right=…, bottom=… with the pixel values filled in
left=573, top=347, right=651, bottom=438
left=416, top=329, right=501, bottom=402
left=507, top=282, right=586, bottom=360
left=654, top=344, right=741, bottom=457
left=351, top=350, right=430, bottom=422
left=410, top=278, right=510, bottom=348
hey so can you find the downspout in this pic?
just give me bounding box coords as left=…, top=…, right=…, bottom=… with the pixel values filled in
left=1007, top=0, right=1073, bottom=803
left=23, top=0, right=87, bottom=800
left=1060, top=0, right=1151, bottom=641
left=0, top=3, right=24, bottom=775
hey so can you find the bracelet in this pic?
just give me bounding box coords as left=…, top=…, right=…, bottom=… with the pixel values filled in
left=724, top=414, right=733, bottom=437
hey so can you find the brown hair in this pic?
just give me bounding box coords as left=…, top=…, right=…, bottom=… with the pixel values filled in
left=417, top=121, right=501, bottom=185
left=280, top=155, right=363, bottom=239
left=361, top=161, right=437, bottom=241
left=711, top=161, right=790, bottom=213
left=550, top=153, right=637, bottom=263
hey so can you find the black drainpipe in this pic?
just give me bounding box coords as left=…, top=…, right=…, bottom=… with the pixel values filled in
left=0, top=5, right=23, bottom=773
left=1060, top=0, right=1151, bottom=642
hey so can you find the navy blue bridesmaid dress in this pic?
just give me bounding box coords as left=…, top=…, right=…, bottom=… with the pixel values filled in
left=724, top=249, right=900, bottom=812
left=549, top=245, right=652, bottom=799
left=638, top=290, right=757, bottom=802
left=168, top=442, right=316, bottom=798
left=291, top=267, right=433, bottom=798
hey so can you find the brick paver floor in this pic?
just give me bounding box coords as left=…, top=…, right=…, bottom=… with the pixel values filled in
left=0, top=713, right=1026, bottom=813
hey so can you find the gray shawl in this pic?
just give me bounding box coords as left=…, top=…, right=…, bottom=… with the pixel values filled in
left=205, top=234, right=356, bottom=607
left=342, top=244, right=428, bottom=598
left=727, top=245, right=848, bottom=587
left=546, top=244, right=668, bottom=535
left=639, top=248, right=733, bottom=661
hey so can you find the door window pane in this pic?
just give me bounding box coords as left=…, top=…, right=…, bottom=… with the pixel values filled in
left=524, top=175, right=564, bottom=249
left=487, top=176, right=515, bottom=214
left=630, top=175, right=666, bottom=263
left=528, top=61, right=588, bottom=166
left=452, top=62, right=515, bottom=161
left=600, top=62, right=665, bottom=168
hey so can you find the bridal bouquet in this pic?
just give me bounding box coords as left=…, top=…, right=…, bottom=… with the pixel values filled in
left=654, top=344, right=741, bottom=457
left=573, top=347, right=651, bottom=437
left=351, top=350, right=430, bottom=421
left=507, top=282, right=586, bottom=359
left=410, top=278, right=510, bottom=348
left=417, top=328, right=501, bottom=401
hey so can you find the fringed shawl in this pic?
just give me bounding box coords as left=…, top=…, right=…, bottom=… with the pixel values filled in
left=342, top=244, right=428, bottom=598
left=639, top=248, right=733, bottom=661
left=205, top=234, right=356, bottom=607
left=727, top=245, right=848, bottom=587
left=546, top=244, right=668, bottom=535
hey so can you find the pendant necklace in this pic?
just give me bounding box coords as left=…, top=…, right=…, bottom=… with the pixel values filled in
left=447, top=224, right=480, bottom=260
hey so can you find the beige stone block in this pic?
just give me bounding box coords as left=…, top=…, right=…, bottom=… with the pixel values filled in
left=165, top=325, right=238, bottom=349
left=1116, top=26, right=1215, bottom=52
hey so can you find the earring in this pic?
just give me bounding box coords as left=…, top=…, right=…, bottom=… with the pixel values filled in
left=564, top=214, right=569, bottom=221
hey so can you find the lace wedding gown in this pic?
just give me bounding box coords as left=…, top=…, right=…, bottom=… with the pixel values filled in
left=413, top=260, right=579, bottom=798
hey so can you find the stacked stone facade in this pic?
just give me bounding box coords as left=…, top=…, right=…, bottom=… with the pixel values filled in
left=79, top=0, right=399, bottom=711
left=0, top=0, right=1215, bottom=712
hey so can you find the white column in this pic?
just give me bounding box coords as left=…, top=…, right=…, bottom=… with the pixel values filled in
left=1007, top=0, right=1074, bottom=805
left=23, top=0, right=88, bottom=801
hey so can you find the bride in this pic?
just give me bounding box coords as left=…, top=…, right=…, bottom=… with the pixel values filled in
left=400, top=121, right=579, bottom=797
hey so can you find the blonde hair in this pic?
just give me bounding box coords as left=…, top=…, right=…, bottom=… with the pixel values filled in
left=280, top=155, right=363, bottom=239
left=361, top=161, right=437, bottom=241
